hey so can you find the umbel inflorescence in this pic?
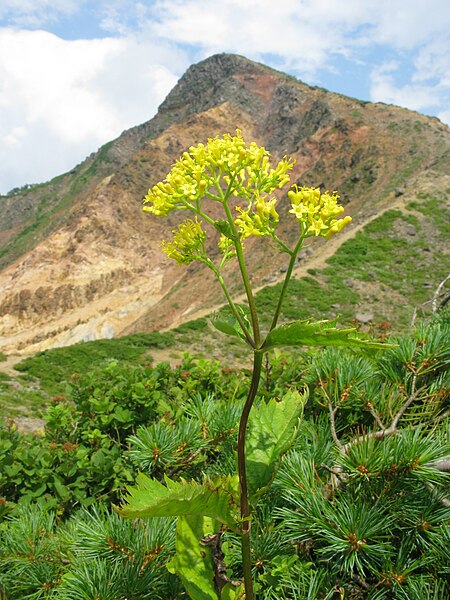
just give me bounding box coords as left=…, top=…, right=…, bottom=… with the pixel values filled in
left=143, top=130, right=352, bottom=266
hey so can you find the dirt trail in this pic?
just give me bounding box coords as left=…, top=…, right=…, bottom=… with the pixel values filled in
left=0, top=354, right=24, bottom=376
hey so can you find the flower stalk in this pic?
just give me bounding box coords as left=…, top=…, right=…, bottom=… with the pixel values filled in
left=237, top=350, right=263, bottom=600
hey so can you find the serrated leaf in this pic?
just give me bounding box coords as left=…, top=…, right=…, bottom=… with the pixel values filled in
left=246, top=388, right=308, bottom=500
left=263, top=319, right=396, bottom=352
left=167, top=515, right=219, bottom=600
left=117, top=473, right=240, bottom=531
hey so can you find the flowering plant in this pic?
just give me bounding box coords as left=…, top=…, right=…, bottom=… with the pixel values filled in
left=119, top=130, right=389, bottom=599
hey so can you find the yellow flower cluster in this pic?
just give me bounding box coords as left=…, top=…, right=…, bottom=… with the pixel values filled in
left=234, top=196, right=279, bottom=239
left=143, top=130, right=294, bottom=216
left=288, top=186, right=352, bottom=238
left=161, top=218, right=206, bottom=265
left=218, top=233, right=235, bottom=255
left=143, top=131, right=352, bottom=270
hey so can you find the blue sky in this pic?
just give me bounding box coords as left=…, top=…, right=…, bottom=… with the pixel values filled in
left=1, top=0, right=449, bottom=194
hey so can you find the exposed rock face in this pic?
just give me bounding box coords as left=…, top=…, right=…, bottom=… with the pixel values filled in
left=0, top=175, right=169, bottom=353
left=0, top=53, right=449, bottom=354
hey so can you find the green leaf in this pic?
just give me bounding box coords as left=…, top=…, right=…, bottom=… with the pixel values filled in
left=213, top=219, right=235, bottom=240
left=210, top=315, right=244, bottom=340
left=117, top=473, right=240, bottom=531
left=246, top=388, right=308, bottom=500
left=4, top=464, right=21, bottom=477
left=112, top=406, right=134, bottom=423
left=210, top=307, right=250, bottom=342
left=53, top=479, right=69, bottom=499
left=30, top=483, right=47, bottom=498
left=91, top=449, right=106, bottom=469
left=167, top=515, right=245, bottom=600
left=263, top=319, right=396, bottom=352
left=167, top=515, right=219, bottom=600
left=221, top=584, right=245, bottom=599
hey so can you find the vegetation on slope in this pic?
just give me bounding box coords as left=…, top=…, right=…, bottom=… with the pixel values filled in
left=0, top=313, right=448, bottom=598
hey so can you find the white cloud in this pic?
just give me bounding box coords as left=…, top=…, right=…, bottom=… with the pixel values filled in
left=365, top=0, right=450, bottom=50
left=368, top=42, right=450, bottom=124
left=147, top=0, right=450, bottom=99
left=0, top=0, right=81, bottom=27
left=370, top=62, right=442, bottom=112
left=0, top=30, right=126, bottom=142
left=363, top=1, right=450, bottom=123
left=0, top=28, right=185, bottom=193
left=148, top=0, right=371, bottom=77
left=3, top=126, right=27, bottom=147
left=372, top=81, right=445, bottom=117
left=1, top=0, right=449, bottom=193
left=413, top=39, right=450, bottom=89
left=438, top=108, right=450, bottom=125
left=145, top=0, right=450, bottom=126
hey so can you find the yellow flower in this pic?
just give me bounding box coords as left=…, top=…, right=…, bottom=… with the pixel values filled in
left=218, top=233, right=234, bottom=254
left=161, top=218, right=206, bottom=265
left=234, top=208, right=262, bottom=239
left=143, top=130, right=294, bottom=216
left=308, top=217, right=328, bottom=236
left=288, top=186, right=351, bottom=238
left=325, top=216, right=352, bottom=238
left=234, top=195, right=279, bottom=240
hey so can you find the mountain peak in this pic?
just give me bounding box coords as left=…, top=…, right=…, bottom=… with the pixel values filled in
left=182, top=52, right=272, bottom=80
left=157, top=53, right=284, bottom=118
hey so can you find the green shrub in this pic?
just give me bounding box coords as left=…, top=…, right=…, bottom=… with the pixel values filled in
left=14, top=331, right=174, bottom=395
left=0, top=316, right=448, bottom=598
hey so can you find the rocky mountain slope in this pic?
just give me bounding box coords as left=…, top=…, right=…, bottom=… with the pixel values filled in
left=1, top=53, right=449, bottom=355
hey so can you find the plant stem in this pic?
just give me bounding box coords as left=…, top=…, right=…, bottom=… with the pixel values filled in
left=209, top=262, right=255, bottom=347
left=214, top=178, right=266, bottom=597
left=237, top=350, right=263, bottom=600
left=270, top=233, right=306, bottom=331
left=221, top=201, right=261, bottom=347
left=235, top=241, right=261, bottom=346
